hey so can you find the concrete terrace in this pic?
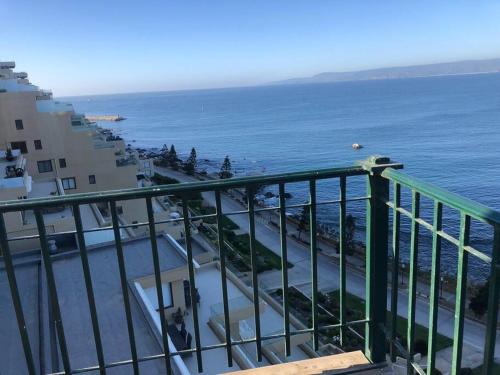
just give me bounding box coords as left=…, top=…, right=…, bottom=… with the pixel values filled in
left=1, top=231, right=314, bottom=375
left=185, top=265, right=310, bottom=373
left=0, top=236, right=186, bottom=375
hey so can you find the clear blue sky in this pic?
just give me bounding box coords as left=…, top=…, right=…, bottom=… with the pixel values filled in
left=2, top=1, right=500, bottom=96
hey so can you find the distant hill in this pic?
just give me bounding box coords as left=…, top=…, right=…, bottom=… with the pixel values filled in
left=272, top=58, right=500, bottom=85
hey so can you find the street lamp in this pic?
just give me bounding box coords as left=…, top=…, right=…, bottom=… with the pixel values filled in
left=440, top=276, right=445, bottom=299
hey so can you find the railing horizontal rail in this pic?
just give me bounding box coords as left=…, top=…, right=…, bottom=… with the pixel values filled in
left=382, top=168, right=500, bottom=225
left=387, top=202, right=491, bottom=263
left=0, top=166, right=366, bottom=212
left=253, top=196, right=370, bottom=212
left=386, top=201, right=492, bottom=263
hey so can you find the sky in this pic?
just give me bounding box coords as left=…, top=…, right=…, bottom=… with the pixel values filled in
left=2, top=1, right=500, bottom=96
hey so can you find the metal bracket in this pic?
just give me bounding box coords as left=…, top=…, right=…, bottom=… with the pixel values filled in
left=358, top=155, right=404, bottom=175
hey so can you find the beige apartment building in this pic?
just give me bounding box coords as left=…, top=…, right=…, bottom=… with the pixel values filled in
left=0, top=61, right=181, bottom=251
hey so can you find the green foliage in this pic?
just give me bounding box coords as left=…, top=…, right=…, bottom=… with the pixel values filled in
left=224, top=233, right=293, bottom=272
left=183, top=147, right=197, bottom=175
left=168, top=144, right=179, bottom=170
left=151, top=173, right=202, bottom=202
left=152, top=173, right=179, bottom=185
left=281, top=286, right=452, bottom=354
left=345, top=214, right=356, bottom=255
left=154, top=144, right=181, bottom=170
left=472, top=363, right=500, bottom=374
left=219, top=155, right=233, bottom=179
left=469, top=281, right=489, bottom=317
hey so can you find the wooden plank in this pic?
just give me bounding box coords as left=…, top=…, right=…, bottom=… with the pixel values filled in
left=225, top=351, right=370, bottom=375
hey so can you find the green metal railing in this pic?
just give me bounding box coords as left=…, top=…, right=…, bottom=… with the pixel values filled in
left=0, top=157, right=498, bottom=374
left=381, top=166, right=500, bottom=375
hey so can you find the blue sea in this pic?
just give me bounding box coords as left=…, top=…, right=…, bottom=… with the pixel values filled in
left=66, top=73, right=500, bottom=280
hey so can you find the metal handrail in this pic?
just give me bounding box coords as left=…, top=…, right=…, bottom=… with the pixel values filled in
left=0, top=165, right=366, bottom=212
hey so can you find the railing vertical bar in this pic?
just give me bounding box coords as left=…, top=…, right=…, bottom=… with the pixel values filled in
left=278, top=183, right=291, bottom=356
left=215, top=191, right=233, bottom=367
left=0, top=213, right=37, bottom=375
left=365, top=169, right=389, bottom=363
left=407, top=191, right=420, bottom=373
left=73, top=204, right=106, bottom=375
left=309, top=179, right=319, bottom=351
left=109, top=201, right=139, bottom=375
left=426, top=201, right=443, bottom=374
left=390, top=182, right=401, bottom=362
left=34, top=209, right=72, bottom=374
left=246, top=187, right=262, bottom=362
left=451, top=213, right=470, bottom=375
left=339, top=176, right=347, bottom=347
left=145, top=198, right=173, bottom=375
left=482, top=224, right=500, bottom=375
left=181, top=199, right=203, bottom=372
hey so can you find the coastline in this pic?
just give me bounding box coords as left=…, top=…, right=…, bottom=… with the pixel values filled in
left=94, top=115, right=484, bottom=278
left=90, top=122, right=495, bottom=330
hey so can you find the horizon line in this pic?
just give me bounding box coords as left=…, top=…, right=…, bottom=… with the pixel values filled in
left=58, top=55, right=500, bottom=98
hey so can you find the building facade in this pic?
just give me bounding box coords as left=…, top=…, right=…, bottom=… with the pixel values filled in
left=0, top=61, right=181, bottom=251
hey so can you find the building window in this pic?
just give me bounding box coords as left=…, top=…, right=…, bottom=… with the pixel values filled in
left=15, top=119, right=23, bottom=130
left=89, top=175, right=96, bottom=184
left=62, top=177, right=76, bottom=190
left=37, top=160, right=53, bottom=173
left=11, top=141, right=28, bottom=154
left=59, top=158, right=67, bottom=168
left=34, top=140, right=42, bottom=150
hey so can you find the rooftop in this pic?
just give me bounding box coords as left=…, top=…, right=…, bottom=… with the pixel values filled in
left=0, top=236, right=187, bottom=374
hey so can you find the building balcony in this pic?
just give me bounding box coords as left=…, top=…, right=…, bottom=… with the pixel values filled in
left=0, top=150, right=30, bottom=190
left=116, top=155, right=138, bottom=167
left=36, top=99, right=74, bottom=113
left=0, top=61, right=15, bottom=69
left=0, top=156, right=498, bottom=375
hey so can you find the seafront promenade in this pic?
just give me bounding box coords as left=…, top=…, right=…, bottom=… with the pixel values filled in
left=154, top=164, right=500, bottom=371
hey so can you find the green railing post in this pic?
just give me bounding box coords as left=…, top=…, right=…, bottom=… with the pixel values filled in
left=483, top=224, right=500, bottom=375
left=361, top=156, right=403, bottom=363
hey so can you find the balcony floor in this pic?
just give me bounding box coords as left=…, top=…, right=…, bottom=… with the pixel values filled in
left=182, top=264, right=310, bottom=374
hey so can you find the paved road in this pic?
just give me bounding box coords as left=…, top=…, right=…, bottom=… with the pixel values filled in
left=156, top=167, right=500, bottom=361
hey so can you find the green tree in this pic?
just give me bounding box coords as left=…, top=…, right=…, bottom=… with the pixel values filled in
left=168, top=144, right=179, bottom=170
left=345, top=214, right=356, bottom=255
left=469, top=281, right=489, bottom=317
left=183, top=147, right=197, bottom=175
left=297, top=205, right=309, bottom=240
left=219, top=155, right=233, bottom=179
left=155, top=144, right=169, bottom=167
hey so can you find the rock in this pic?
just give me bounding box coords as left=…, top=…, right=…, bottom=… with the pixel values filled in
left=352, top=143, right=363, bottom=150
left=264, top=191, right=275, bottom=198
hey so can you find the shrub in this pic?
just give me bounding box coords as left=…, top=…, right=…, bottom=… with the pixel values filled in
left=469, top=281, right=489, bottom=317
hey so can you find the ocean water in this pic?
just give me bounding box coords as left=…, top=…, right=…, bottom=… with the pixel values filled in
left=66, top=73, right=500, bottom=279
